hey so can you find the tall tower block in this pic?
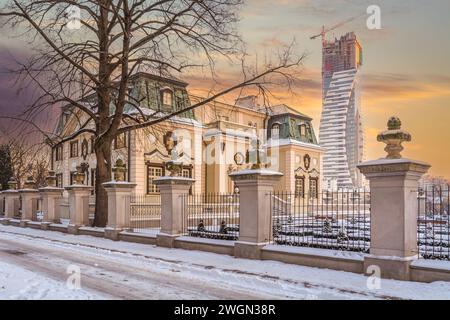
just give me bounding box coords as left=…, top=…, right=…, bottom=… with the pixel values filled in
left=319, top=32, right=364, bottom=189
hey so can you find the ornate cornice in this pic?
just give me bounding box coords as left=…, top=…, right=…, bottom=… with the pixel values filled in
left=358, top=161, right=430, bottom=175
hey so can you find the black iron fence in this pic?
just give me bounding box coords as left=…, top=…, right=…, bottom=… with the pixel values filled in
left=270, top=190, right=371, bottom=253
left=182, top=193, right=240, bottom=240
left=129, top=195, right=161, bottom=233
left=418, top=185, right=450, bottom=260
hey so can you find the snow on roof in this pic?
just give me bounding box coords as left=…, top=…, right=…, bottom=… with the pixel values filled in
left=262, top=104, right=312, bottom=119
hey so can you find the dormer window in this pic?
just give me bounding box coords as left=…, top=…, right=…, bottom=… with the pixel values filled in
left=271, top=123, right=280, bottom=138
left=299, top=124, right=306, bottom=136
left=161, top=89, right=173, bottom=107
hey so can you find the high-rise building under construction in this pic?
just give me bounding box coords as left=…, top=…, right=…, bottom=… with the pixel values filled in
left=319, top=32, right=364, bottom=189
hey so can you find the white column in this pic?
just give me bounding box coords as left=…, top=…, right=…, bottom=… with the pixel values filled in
left=19, top=189, right=41, bottom=225
left=65, top=185, right=93, bottom=234
left=154, top=177, right=195, bottom=248
left=103, top=181, right=137, bottom=240
left=229, top=169, right=283, bottom=259
left=358, top=159, right=430, bottom=280
left=3, top=189, right=20, bottom=220
left=39, top=187, right=64, bottom=223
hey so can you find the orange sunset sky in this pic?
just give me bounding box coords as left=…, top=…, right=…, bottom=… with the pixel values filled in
left=0, top=0, right=449, bottom=178
left=183, top=0, right=450, bottom=179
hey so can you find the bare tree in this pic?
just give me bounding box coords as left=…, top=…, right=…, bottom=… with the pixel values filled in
left=0, top=133, right=50, bottom=188
left=0, top=0, right=304, bottom=226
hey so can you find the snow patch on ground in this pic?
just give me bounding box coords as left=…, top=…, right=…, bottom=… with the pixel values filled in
left=1, top=225, right=450, bottom=300
left=0, top=260, right=105, bottom=300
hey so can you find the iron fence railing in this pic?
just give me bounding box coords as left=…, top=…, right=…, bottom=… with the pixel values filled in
left=418, top=185, right=450, bottom=260
left=270, top=190, right=371, bottom=253
left=129, top=195, right=161, bottom=233
left=182, top=193, right=240, bottom=240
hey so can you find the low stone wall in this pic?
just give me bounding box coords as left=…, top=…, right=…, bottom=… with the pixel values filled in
left=174, top=236, right=235, bottom=256
left=118, top=232, right=157, bottom=245
left=27, top=221, right=43, bottom=230
left=2, top=220, right=450, bottom=284
left=410, top=260, right=450, bottom=283
left=49, top=224, right=68, bottom=233
left=78, top=227, right=105, bottom=238
left=261, top=245, right=365, bottom=274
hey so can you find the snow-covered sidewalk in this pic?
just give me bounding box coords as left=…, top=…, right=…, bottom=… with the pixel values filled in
left=0, top=225, right=450, bottom=300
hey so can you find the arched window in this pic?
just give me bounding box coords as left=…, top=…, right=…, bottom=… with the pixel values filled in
left=271, top=123, right=280, bottom=138
left=299, top=124, right=306, bottom=136
left=161, top=88, right=173, bottom=107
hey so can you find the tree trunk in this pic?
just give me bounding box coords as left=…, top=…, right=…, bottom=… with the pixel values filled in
left=93, top=140, right=112, bottom=227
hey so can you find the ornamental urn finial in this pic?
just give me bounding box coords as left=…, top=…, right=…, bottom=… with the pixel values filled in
left=377, top=116, right=411, bottom=159
left=8, top=177, right=17, bottom=190
left=248, top=139, right=268, bottom=170
left=23, top=176, right=36, bottom=189
left=73, top=165, right=86, bottom=185
left=112, top=159, right=126, bottom=181
left=45, top=170, right=57, bottom=187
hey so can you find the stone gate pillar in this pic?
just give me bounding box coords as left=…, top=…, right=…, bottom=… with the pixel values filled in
left=2, top=178, right=20, bottom=222
left=19, top=177, right=41, bottom=227
left=39, top=172, right=64, bottom=228
left=103, top=160, right=137, bottom=240
left=358, top=117, right=430, bottom=280
left=229, top=168, right=283, bottom=259
left=154, top=176, right=195, bottom=248
left=65, top=167, right=92, bottom=234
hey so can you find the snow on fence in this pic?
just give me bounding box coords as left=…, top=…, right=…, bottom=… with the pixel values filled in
left=418, top=185, right=450, bottom=260
left=181, top=193, right=240, bottom=241
left=128, top=194, right=161, bottom=233
left=270, top=190, right=371, bottom=253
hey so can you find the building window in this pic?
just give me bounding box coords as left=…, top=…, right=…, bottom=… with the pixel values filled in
left=295, top=176, right=305, bottom=198
left=147, top=165, right=164, bottom=194
left=181, top=168, right=191, bottom=178
left=305, top=124, right=313, bottom=140
left=70, top=141, right=78, bottom=158
left=271, top=123, right=280, bottom=138
left=161, top=89, right=173, bottom=106
left=55, top=145, right=63, bottom=161
left=299, top=124, right=306, bottom=136
left=70, top=171, right=76, bottom=185
left=309, top=177, right=319, bottom=199
left=114, top=132, right=127, bottom=149
left=56, top=173, right=63, bottom=188
left=182, top=168, right=193, bottom=195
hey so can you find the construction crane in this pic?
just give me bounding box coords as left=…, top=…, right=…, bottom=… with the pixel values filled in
left=310, top=13, right=366, bottom=46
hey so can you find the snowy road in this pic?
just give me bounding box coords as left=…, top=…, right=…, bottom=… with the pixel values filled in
left=1, top=225, right=450, bottom=300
